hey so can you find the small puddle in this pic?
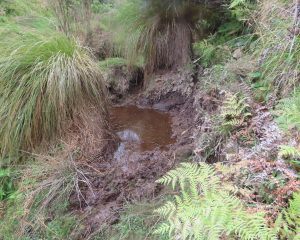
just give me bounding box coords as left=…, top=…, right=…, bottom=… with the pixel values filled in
left=110, top=106, right=175, bottom=159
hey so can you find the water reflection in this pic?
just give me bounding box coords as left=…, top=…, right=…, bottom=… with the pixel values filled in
left=110, top=106, right=175, bottom=152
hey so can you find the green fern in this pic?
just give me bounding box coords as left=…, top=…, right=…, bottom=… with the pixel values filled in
left=278, top=145, right=300, bottom=167
left=279, top=145, right=300, bottom=159
left=275, top=192, right=300, bottom=239
left=276, top=90, right=300, bottom=131
left=154, top=163, right=276, bottom=240
left=230, top=0, right=247, bottom=8
left=220, top=93, right=251, bottom=134
left=193, top=40, right=218, bottom=67
left=0, top=168, right=15, bottom=201
left=229, top=0, right=256, bottom=21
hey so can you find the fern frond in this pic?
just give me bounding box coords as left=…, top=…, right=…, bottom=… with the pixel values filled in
left=154, top=201, right=176, bottom=217
left=220, top=93, right=251, bottom=133
left=230, top=0, right=247, bottom=8
left=279, top=145, right=300, bottom=159
left=154, top=163, right=276, bottom=240
left=156, top=162, right=219, bottom=193
left=275, top=192, right=300, bottom=239
left=153, top=223, right=171, bottom=236
left=276, top=90, right=300, bottom=131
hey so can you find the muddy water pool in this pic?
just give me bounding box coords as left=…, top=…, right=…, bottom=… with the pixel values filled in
left=110, top=106, right=175, bottom=160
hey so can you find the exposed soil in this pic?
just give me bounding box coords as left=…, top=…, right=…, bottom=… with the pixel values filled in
left=76, top=75, right=196, bottom=236
left=76, top=65, right=300, bottom=237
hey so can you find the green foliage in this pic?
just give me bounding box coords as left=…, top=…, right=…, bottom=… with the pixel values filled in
left=99, top=57, right=127, bottom=70
left=116, top=214, right=148, bottom=239
left=91, top=0, right=113, bottom=14
left=229, top=0, right=256, bottom=21
left=92, top=201, right=166, bottom=240
left=154, top=162, right=276, bottom=240
left=45, top=215, right=79, bottom=240
left=193, top=91, right=251, bottom=162
left=220, top=93, right=251, bottom=134
left=251, top=81, right=269, bottom=102
left=0, top=32, right=107, bottom=162
left=276, top=90, right=300, bottom=131
left=254, top=0, right=300, bottom=95
left=275, top=192, right=300, bottom=239
left=0, top=0, right=45, bottom=17
left=193, top=40, right=224, bottom=68
left=1, top=199, right=80, bottom=240
left=0, top=168, right=15, bottom=201
left=257, top=170, right=288, bottom=204
left=193, top=0, right=256, bottom=68
left=278, top=145, right=300, bottom=168
left=279, top=145, right=300, bottom=159
left=214, top=20, right=247, bottom=46
left=111, top=204, right=159, bottom=240
left=107, top=0, right=141, bottom=64
left=0, top=17, right=56, bottom=46
left=50, top=0, right=88, bottom=36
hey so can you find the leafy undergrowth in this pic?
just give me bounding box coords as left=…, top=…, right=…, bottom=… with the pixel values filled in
left=91, top=200, right=166, bottom=240
left=186, top=0, right=300, bottom=239
left=94, top=163, right=299, bottom=240
left=0, top=0, right=300, bottom=239
left=154, top=163, right=276, bottom=240
left=275, top=191, right=300, bottom=239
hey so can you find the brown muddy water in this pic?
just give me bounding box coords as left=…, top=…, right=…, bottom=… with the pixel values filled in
left=110, top=106, right=175, bottom=160
left=85, top=106, right=179, bottom=230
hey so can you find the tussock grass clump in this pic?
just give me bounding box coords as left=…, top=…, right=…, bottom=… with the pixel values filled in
left=111, top=0, right=206, bottom=75
left=0, top=33, right=107, bottom=162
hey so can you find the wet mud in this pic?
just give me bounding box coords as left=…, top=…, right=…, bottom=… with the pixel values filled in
left=80, top=94, right=195, bottom=235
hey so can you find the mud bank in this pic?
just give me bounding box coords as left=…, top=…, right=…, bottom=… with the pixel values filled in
left=78, top=87, right=196, bottom=236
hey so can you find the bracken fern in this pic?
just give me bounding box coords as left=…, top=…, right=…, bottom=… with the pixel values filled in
left=275, top=192, right=300, bottom=239
left=279, top=145, right=300, bottom=159
left=220, top=93, right=252, bottom=134
left=278, top=145, right=300, bottom=168
left=154, top=162, right=276, bottom=240
left=276, top=89, right=300, bottom=131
